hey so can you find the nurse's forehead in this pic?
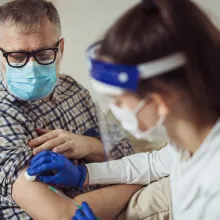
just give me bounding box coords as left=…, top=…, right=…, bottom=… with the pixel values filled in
left=114, top=92, right=141, bottom=104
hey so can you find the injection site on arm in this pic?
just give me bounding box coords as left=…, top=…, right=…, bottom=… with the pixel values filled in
left=13, top=168, right=76, bottom=220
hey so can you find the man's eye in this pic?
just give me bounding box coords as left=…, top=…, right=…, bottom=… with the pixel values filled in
left=37, top=50, right=54, bottom=61
left=8, top=53, right=26, bottom=62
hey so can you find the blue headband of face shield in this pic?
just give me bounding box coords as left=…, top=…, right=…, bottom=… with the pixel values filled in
left=86, top=41, right=186, bottom=95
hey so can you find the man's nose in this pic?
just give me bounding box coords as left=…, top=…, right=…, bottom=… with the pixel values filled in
left=29, top=57, right=35, bottom=62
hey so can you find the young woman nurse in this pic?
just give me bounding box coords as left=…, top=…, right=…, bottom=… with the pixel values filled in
left=27, top=0, right=220, bottom=219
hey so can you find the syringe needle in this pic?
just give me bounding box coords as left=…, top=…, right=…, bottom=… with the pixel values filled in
left=48, top=186, right=82, bottom=209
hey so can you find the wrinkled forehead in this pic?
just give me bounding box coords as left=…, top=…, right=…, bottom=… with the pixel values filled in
left=0, top=18, right=60, bottom=52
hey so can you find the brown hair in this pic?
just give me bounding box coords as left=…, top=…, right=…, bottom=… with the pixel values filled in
left=99, top=0, right=220, bottom=117
left=0, top=0, right=61, bottom=34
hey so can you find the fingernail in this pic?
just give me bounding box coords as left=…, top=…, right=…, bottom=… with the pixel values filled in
left=53, top=149, right=58, bottom=153
left=33, top=149, right=39, bottom=154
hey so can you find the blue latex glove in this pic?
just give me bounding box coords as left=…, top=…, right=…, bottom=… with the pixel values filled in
left=72, top=202, right=97, bottom=220
left=27, top=150, right=87, bottom=188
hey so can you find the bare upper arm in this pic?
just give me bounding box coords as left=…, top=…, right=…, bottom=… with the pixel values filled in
left=12, top=168, right=76, bottom=220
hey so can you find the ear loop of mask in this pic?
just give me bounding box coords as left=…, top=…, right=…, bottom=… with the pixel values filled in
left=133, top=99, right=147, bottom=115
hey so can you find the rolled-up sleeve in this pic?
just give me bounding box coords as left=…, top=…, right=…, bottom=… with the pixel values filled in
left=0, top=116, right=33, bottom=202
left=86, top=144, right=173, bottom=185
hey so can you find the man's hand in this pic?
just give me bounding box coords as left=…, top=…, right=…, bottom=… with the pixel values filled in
left=27, top=150, right=87, bottom=188
left=28, top=128, right=104, bottom=161
left=72, top=202, right=97, bottom=220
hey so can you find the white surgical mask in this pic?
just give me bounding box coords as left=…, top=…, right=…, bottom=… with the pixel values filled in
left=109, top=100, right=170, bottom=142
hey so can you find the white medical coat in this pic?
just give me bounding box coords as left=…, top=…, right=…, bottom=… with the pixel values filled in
left=86, top=119, right=220, bottom=220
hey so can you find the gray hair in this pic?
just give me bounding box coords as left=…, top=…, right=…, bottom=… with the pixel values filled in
left=0, top=0, right=61, bottom=35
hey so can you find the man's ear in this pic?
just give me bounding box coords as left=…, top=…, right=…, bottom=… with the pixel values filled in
left=0, top=53, right=6, bottom=81
left=150, top=93, right=169, bottom=118
left=59, top=38, right=65, bottom=57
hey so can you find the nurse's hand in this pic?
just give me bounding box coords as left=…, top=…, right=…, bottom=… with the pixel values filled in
left=28, top=128, right=103, bottom=160
left=72, top=202, right=97, bottom=220
left=27, top=150, right=87, bottom=188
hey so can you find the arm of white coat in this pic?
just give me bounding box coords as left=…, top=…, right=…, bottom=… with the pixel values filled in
left=86, top=144, right=173, bottom=185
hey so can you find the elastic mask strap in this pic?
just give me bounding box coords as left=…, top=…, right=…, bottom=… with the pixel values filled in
left=133, top=100, right=147, bottom=115
left=156, top=115, right=166, bottom=128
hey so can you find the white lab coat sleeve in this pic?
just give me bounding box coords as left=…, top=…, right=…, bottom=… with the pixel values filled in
left=86, top=144, right=173, bottom=185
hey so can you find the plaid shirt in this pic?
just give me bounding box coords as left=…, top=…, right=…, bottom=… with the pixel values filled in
left=0, top=74, right=133, bottom=220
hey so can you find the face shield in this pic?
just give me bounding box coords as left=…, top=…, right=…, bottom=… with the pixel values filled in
left=86, top=41, right=186, bottom=160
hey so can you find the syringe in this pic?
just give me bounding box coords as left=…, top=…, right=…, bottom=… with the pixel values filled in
left=48, top=186, right=82, bottom=210
left=49, top=186, right=100, bottom=220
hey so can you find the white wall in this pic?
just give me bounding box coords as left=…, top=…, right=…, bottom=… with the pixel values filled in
left=0, top=0, right=219, bottom=93
left=56, top=0, right=220, bottom=93
left=194, top=0, right=220, bottom=28
left=55, top=0, right=136, bottom=92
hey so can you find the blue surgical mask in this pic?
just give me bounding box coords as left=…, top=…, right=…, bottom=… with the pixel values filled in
left=6, top=61, right=57, bottom=100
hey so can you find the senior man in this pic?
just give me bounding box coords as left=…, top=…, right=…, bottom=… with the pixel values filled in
left=0, top=0, right=141, bottom=219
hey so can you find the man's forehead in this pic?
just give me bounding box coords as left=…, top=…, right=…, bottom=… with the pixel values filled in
left=0, top=21, right=59, bottom=52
